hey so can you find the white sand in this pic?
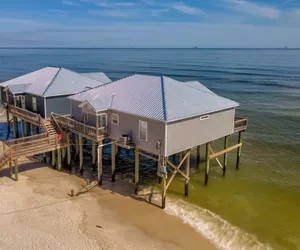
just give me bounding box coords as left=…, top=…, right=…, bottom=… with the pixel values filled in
left=0, top=161, right=217, bottom=250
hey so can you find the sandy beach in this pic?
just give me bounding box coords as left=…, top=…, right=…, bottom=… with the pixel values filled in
left=0, top=150, right=217, bottom=250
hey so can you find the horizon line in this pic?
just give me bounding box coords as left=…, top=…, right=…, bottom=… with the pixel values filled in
left=0, top=47, right=299, bottom=50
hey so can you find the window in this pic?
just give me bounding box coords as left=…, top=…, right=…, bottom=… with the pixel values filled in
left=32, top=97, right=37, bottom=112
left=21, top=96, right=26, bottom=109
left=111, top=113, right=119, bottom=125
left=139, top=120, right=148, bottom=141
left=83, top=112, right=88, bottom=122
left=200, top=115, right=209, bottom=121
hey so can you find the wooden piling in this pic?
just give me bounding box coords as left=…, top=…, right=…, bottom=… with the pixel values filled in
left=79, top=136, right=83, bottom=174
left=9, top=154, right=13, bottom=178
left=98, top=140, right=103, bottom=185
left=92, top=140, right=96, bottom=171
left=57, top=148, right=62, bottom=171
left=161, top=157, right=166, bottom=209
left=236, top=131, right=242, bottom=170
left=196, top=145, right=200, bottom=164
left=21, top=120, right=25, bottom=137
left=67, top=133, right=71, bottom=171
left=30, top=123, right=33, bottom=136
left=13, top=116, right=18, bottom=139
left=205, top=142, right=211, bottom=185
left=111, top=142, right=116, bottom=182
left=6, top=106, right=10, bottom=139
left=185, top=150, right=190, bottom=196
left=26, top=122, right=30, bottom=136
left=52, top=150, right=56, bottom=168
left=134, top=148, right=139, bottom=195
left=179, top=151, right=183, bottom=162
left=14, top=159, right=18, bottom=181
left=75, top=134, right=79, bottom=162
left=223, top=136, right=229, bottom=176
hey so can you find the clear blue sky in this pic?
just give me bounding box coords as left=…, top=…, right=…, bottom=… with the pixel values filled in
left=0, top=0, right=300, bottom=47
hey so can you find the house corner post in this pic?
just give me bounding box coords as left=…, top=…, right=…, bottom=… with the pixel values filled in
left=111, top=142, right=116, bottom=182
left=97, top=140, right=103, bottom=186
left=134, top=148, right=139, bottom=195
left=185, top=150, right=191, bottom=196
left=205, top=142, right=211, bottom=185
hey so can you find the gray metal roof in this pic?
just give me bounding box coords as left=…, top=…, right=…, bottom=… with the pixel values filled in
left=7, top=83, right=31, bottom=94
left=1, top=67, right=108, bottom=98
left=80, top=72, right=111, bottom=84
left=69, top=74, right=239, bottom=122
left=184, top=81, right=216, bottom=95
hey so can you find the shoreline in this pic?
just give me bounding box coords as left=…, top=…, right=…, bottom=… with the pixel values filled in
left=0, top=159, right=217, bottom=250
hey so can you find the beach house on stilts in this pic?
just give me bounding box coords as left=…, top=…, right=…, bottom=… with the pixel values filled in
left=53, top=74, right=247, bottom=208
left=0, top=71, right=247, bottom=209
left=0, top=67, right=111, bottom=180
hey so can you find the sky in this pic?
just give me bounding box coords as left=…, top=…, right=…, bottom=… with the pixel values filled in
left=0, top=0, right=300, bottom=48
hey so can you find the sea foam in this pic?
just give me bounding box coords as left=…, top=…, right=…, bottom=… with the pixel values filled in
left=147, top=190, right=271, bottom=250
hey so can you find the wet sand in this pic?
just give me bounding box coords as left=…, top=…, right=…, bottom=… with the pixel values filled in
left=0, top=157, right=217, bottom=250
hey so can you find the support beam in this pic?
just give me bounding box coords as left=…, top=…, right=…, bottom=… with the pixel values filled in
left=236, top=132, right=242, bottom=170
left=57, top=148, right=62, bottom=171
left=98, top=140, right=103, bottom=185
left=185, top=150, right=191, bottom=196
left=79, top=136, right=83, bottom=174
left=9, top=153, right=13, bottom=179
left=26, top=122, right=31, bottom=136
left=67, top=133, right=71, bottom=171
left=134, top=148, right=139, bottom=195
left=75, top=134, right=79, bottom=162
left=179, top=151, right=183, bottom=162
left=14, top=159, right=18, bottom=181
left=111, top=142, right=116, bottom=182
left=30, top=123, right=33, bottom=136
left=205, top=142, right=211, bottom=185
left=43, top=153, right=47, bottom=163
left=161, top=157, right=167, bottom=209
left=92, top=140, right=96, bottom=171
left=6, top=107, right=10, bottom=139
left=196, top=145, right=200, bottom=165
left=52, top=150, right=56, bottom=168
left=223, top=136, right=229, bottom=176
left=21, top=120, right=25, bottom=137
left=13, top=116, right=18, bottom=139
left=209, top=143, right=242, bottom=160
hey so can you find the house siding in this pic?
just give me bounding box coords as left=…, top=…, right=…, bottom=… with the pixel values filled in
left=108, top=111, right=166, bottom=156
left=25, top=94, right=45, bottom=118
left=46, top=96, right=71, bottom=118
left=166, top=108, right=236, bottom=156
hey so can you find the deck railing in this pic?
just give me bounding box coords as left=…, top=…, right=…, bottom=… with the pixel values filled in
left=234, top=117, right=248, bottom=132
left=52, top=113, right=106, bottom=140
left=7, top=105, right=41, bottom=126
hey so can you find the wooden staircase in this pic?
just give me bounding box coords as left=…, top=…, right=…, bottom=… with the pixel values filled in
left=0, top=113, right=66, bottom=172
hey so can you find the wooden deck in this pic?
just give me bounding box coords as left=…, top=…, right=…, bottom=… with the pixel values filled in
left=52, top=113, right=106, bottom=141
left=8, top=105, right=41, bottom=126
left=0, top=106, right=67, bottom=171
left=234, top=117, right=248, bottom=132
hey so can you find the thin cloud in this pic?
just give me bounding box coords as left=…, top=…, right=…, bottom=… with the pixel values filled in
left=48, top=9, right=66, bottom=13
left=170, top=2, right=203, bottom=15
left=296, top=9, right=300, bottom=14
left=141, top=0, right=203, bottom=15
left=89, top=9, right=139, bottom=18
left=62, top=0, right=79, bottom=6
left=80, top=0, right=135, bottom=8
left=226, top=0, right=280, bottom=19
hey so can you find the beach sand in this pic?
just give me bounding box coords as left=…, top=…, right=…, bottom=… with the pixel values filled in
left=0, top=156, right=217, bottom=250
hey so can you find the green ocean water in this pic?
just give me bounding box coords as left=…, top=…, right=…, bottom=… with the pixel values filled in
left=0, top=48, right=299, bottom=249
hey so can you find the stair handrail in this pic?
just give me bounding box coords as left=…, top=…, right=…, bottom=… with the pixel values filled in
left=50, top=112, right=64, bottom=137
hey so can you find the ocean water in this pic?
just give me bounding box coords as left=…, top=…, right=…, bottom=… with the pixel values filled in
left=0, top=48, right=300, bottom=250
